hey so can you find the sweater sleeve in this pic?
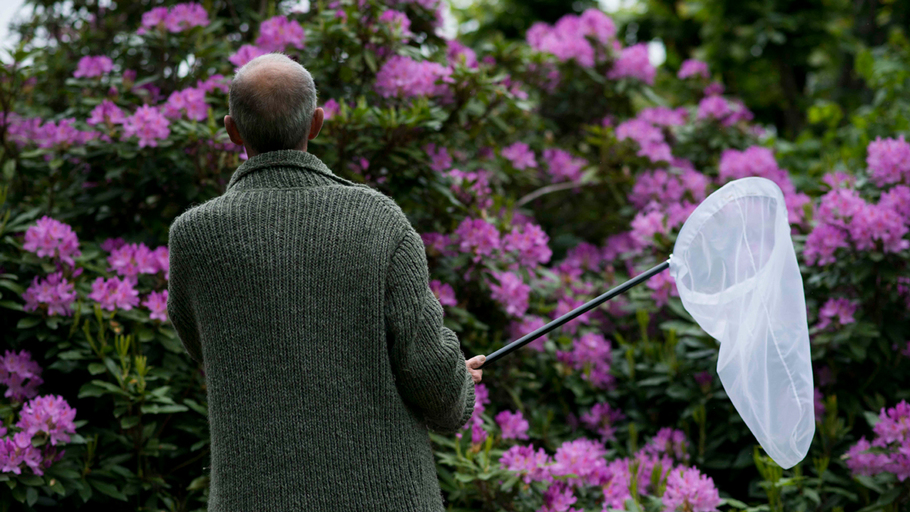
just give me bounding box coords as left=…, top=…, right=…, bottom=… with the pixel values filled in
left=166, top=216, right=204, bottom=365
left=384, top=225, right=475, bottom=435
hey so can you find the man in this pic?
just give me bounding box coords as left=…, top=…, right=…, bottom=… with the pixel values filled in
left=166, top=52, right=485, bottom=512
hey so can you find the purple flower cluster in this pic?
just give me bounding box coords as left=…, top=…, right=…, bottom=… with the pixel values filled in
left=844, top=400, right=910, bottom=481
left=17, top=117, right=98, bottom=151
left=526, top=8, right=617, bottom=68
left=629, top=167, right=708, bottom=209
left=556, top=332, right=614, bottom=389
left=87, top=99, right=127, bottom=128
left=88, top=276, right=140, bottom=312
left=580, top=402, right=625, bottom=443
left=543, top=148, right=586, bottom=183
left=73, top=55, right=113, bottom=78
left=509, top=316, right=549, bottom=352
left=378, top=10, right=412, bottom=40
left=499, top=443, right=553, bottom=484
left=662, top=466, right=722, bottom=511
left=501, top=141, right=537, bottom=170
left=143, top=289, right=169, bottom=322
left=804, top=185, right=909, bottom=265
left=447, top=168, right=493, bottom=209
left=446, top=39, right=478, bottom=68
left=816, top=297, right=857, bottom=330
left=0, top=350, right=43, bottom=403
left=717, top=146, right=811, bottom=225
left=229, top=45, right=269, bottom=67
left=495, top=410, right=530, bottom=440
left=107, top=242, right=168, bottom=279
left=461, top=383, right=489, bottom=431
left=646, top=268, right=679, bottom=307
left=424, top=143, right=452, bottom=172
left=454, top=218, right=500, bottom=263
left=503, top=223, right=552, bottom=268
left=608, top=44, right=656, bottom=85
left=638, top=106, right=688, bottom=127
left=615, top=118, right=672, bottom=164
left=16, top=395, right=77, bottom=446
left=138, top=3, right=209, bottom=35
left=696, top=95, right=753, bottom=126
left=866, top=135, right=910, bottom=186
left=256, top=15, right=306, bottom=52
left=489, top=271, right=531, bottom=318
left=23, top=216, right=82, bottom=267
left=429, top=280, right=457, bottom=307
left=121, top=105, right=171, bottom=148
left=374, top=55, right=453, bottom=99
left=163, top=87, right=209, bottom=121
left=22, top=271, right=78, bottom=317
left=678, top=59, right=710, bottom=80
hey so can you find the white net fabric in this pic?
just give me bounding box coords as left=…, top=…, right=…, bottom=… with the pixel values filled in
left=669, top=177, right=814, bottom=469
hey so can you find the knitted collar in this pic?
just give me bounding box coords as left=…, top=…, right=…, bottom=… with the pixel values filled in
left=225, top=149, right=358, bottom=192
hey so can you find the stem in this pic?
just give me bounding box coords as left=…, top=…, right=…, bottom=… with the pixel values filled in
left=515, top=181, right=583, bottom=208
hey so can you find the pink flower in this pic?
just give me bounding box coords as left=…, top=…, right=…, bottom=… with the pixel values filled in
left=501, top=141, right=537, bottom=170
left=867, top=135, right=910, bottom=186
left=503, top=223, right=552, bottom=267
left=499, top=444, right=553, bottom=484
left=165, top=3, right=209, bottom=32
left=73, top=55, right=113, bottom=78
left=509, top=316, right=549, bottom=352
left=229, top=45, right=268, bottom=67
left=107, top=242, right=159, bottom=278
left=454, top=218, right=500, bottom=263
left=378, top=10, right=412, bottom=40
left=196, top=74, right=231, bottom=94
left=495, top=410, right=530, bottom=440
left=374, top=55, right=453, bottom=98
left=163, top=87, right=208, bottom=121
left=580, top=402, right=625, bottom=443
left=16, top=395, right=77, bottom=446
left=447, top=168, right=493, bottom=209
left=549, top=438, right=608, bottom=488
left=526, top=9, right=616, bottom=68
left=489, top=271, right=531, bottom=318
left=543, top=148, right=585, bottom=183
left=661, top=466, right=722, bottom=512
left=678, top=59, right=709, bottom=79
left=87, top=99, right=127, bottom=127
left=153, top=246, right=170, bottom=280
left=22, top=272, right=78, bottom=317
left=644, top=428, right=689, bottom=462
left=816, top=297, right=858, bottom=330
left=814, top=388, right=826, bottom=421
left=638, top=106, right=688, bottom=127
left=256, top=15, right=306, bottom=52
left=0, top=431, right=44, bottom=475
left=23, top=216, right=82, bottom=267
left=429, top=280, right=457, bottom=307
left=844, top=437, right=891, bottom=476
left=696, top=95, right=730, bottom=121
left=608, top=44, right=655, bottom=85
left=0, top=350, right=44, bottom=403
left=559, top=332, right=614, bottom=389
left=471, top=422, right=487, bottom=445
left=630, top=209, right=667, bottom=245
left=121, top=105, right=171, bottom=148
left=646, top=268, right=678, bottom=307
left=615, top=118, right=672, bottom=164
left=137, top=7, right=169, bottom=34
left=36, top=118, right=97, bottom=149
left=143, top=290, right=169, bottom=321
left=446, top=39, right=478, bottom=68
left=424, top=143, right=452, bottom=172
left=88, top=276, right=140, bottom=312
left=322, top=99, right=339, bottom=120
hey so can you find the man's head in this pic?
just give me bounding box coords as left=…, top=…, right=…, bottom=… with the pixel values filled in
left=225, top=53, right=324, bottom=157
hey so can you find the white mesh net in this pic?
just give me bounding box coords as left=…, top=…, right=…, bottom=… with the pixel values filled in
left=669, top=177, right=815, bottom=469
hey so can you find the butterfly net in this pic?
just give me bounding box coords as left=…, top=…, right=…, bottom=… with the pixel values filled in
left=669, top=177, right=815, bottom=469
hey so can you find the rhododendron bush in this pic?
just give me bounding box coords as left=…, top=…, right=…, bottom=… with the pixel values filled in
left=0, top=0, right=908, bottom=510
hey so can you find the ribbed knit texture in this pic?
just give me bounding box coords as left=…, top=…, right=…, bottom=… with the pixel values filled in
left=166, top=149, right=476, bottom=512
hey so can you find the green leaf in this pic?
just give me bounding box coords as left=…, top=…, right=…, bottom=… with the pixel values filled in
left=140, top=403, right=188, bottom=414
left=17, top=316, right=42, bottom=329
left=87, top=363, right=106, bottom=375
left=18, top=474, right=44, bottom=486
left=453, top=472, right=475, bottom=483
left=26, top=486, right=37, bottom=506
left=89, top=479, right=128, bottom=501
left=121, top=415, right=140, bottom=429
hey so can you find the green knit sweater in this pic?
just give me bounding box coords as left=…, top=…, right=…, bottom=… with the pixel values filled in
left=166, top=149, right=476, bottom=511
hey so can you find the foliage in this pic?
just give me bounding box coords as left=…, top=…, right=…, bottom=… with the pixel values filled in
left=0, top=0, right=908, bottom=511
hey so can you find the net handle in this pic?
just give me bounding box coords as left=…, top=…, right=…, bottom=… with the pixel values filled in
left=477, top=258, right=671, bottom=370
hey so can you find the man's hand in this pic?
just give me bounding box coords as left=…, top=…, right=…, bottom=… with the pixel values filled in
left=466, top=355, right=485, bottom=383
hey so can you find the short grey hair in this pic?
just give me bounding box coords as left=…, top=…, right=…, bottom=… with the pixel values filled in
left=228, top=53, right=318, bottom=154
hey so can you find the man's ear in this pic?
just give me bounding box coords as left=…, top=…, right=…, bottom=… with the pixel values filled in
left=224, top=115, right=244, bottom=146
left=308, top=107, right=324, bottom=140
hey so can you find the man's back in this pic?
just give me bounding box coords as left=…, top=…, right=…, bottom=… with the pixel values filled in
left=166, top=149, right=476, bottom=511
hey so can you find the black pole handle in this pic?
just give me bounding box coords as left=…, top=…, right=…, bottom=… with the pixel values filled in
left=476, top=259, right=671, bottom=370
